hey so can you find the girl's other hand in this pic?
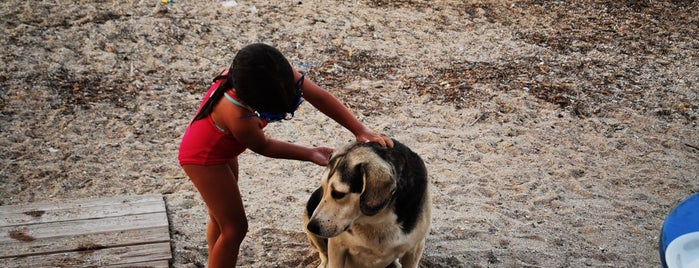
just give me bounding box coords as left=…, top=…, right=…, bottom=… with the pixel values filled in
left=310, top=147, right=334, bottom=166
left=356, top=131, right=394, bottom=148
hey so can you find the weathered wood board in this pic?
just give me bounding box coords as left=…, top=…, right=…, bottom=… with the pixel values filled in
left=0, top=194, right=172, bottom=268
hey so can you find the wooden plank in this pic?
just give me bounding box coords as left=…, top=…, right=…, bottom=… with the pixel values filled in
left=0, top=212, right=169, bottom=258
left=0, top=195, right=172, bottom=267
left=0, top=194, right=165, bottom=227
left=0, top=242, right=171, bottom=268
left=108, top=260, right=170, bottom=268
left=0, top=194, right=163, bottom=215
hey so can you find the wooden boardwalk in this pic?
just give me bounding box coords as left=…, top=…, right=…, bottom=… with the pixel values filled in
left=0, top=194, right=172, bottom=268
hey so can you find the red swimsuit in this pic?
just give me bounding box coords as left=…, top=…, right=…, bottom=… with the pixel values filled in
left=178, top=77, right=266, bottom=166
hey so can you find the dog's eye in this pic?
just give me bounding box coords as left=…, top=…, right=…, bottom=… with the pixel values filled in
left=331, top=190, right=346, bottom=199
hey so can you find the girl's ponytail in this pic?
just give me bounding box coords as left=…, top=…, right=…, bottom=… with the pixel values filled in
left=191, top=72, right=234, bottom=122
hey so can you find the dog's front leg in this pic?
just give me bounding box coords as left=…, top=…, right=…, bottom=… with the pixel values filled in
left=312, top=237, right=329, bottom=268
left=398, top=239, right=425, bottom=268
left=304, top=232, right=328, bottom=268
left=387, top=259, right=402, bottom=268
left=327, top=238, right=348, bottom=268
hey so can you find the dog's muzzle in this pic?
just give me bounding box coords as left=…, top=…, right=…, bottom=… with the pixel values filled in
left=306, top=220, right=322, bottom=236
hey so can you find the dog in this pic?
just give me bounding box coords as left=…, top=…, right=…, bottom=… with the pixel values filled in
left=303, top=139, right=431, bottom=268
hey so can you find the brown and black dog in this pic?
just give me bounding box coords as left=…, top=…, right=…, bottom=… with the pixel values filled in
left=304, top=140, right=431, bottom=268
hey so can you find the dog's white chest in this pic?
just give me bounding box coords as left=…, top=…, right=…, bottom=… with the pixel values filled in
left=340, top=226, right=409, bottom=265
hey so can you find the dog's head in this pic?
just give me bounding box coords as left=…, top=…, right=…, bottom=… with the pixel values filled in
left=306, top=143, right=396, bottom=238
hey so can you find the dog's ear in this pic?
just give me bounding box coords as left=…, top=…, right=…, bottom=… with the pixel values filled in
left=359, top=162, right=396, bottom=216
left=305, top=187, right=323, bottom=217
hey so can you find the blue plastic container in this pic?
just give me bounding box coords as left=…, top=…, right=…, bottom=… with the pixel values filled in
left=660, top=193, right=699, bottom=268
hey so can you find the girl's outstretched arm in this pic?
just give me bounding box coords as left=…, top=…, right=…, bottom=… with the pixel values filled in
left=295, top=69, right=393, bottom=147
left=215, top=96, right=333, bottom=166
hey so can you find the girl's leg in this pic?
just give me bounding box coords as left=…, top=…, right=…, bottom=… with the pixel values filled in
left=205, top=158, right=239, bottom=257
left=182, top=163, right=248, bottom=268
left=228, top=158, right=239, bottom=180
left=206, top=212, right=220, bottom=257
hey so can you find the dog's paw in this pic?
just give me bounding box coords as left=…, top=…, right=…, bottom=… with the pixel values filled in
left=387, top=259, right=402, bottom=268
left=317, top=258, right=328, bottom=268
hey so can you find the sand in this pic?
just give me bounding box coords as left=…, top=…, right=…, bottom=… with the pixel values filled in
left=1, top=0, right=697, bottom=267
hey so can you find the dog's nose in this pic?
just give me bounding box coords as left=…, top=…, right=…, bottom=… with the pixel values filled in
left=307, top=220, right=321, bottom=235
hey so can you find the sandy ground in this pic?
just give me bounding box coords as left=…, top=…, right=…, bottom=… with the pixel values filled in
left=1, top=0, right=698, bottom=267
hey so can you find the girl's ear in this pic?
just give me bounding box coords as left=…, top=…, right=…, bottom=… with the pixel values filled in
left=359, top=162, right=396, bottom=216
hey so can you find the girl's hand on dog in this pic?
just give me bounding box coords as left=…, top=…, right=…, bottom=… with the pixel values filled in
left=355, top=130, right=394, bottom=148
left=310, top=147, right=334, bottom=166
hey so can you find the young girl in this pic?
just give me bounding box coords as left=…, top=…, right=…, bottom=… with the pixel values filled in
left=178, top=43, right=392, bottom=267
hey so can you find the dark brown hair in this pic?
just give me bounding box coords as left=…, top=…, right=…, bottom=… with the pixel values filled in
left=192, top=43, right=296, bottom=122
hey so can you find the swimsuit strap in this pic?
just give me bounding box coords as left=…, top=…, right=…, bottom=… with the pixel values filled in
left=224, top=90, right=255, bottom=113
